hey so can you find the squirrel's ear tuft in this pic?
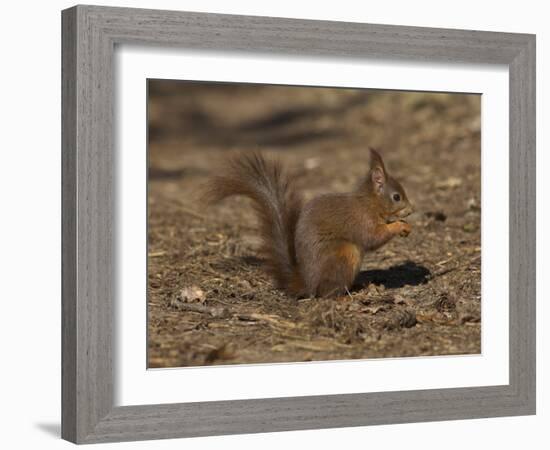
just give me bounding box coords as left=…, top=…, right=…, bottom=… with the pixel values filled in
left=369, top=148, right=386, bottom=191
left=369, top=148, right=386, bottom=172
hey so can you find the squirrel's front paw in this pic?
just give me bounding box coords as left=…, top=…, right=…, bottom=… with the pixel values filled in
left=397, top=221, right=411, bottom=237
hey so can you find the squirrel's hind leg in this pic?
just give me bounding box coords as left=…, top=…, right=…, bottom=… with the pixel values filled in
left=315, top=242, right=363, bottom=298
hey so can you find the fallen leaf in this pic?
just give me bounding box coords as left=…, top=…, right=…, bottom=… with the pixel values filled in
left=173, top=286, right=206, bottom=304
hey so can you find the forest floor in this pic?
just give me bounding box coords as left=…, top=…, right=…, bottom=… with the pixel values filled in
left=147, top=81, right=482, bottom=368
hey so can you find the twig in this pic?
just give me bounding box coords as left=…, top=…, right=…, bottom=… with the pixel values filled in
left=430, top=253, right=481, bottom=279
left=171, top=302, right=229, bottom=318
left=148, top=251, right=167, bottom=258
left=235, top=313, right=299, bottom=329
left=176, top=202, right=208, bottom=220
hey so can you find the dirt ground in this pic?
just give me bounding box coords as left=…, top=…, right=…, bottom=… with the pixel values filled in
left=147, top=80, right=481, bottom=368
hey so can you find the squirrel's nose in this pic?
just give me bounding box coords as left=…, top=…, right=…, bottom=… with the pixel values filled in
left=402, top=205, right=414, bottom=217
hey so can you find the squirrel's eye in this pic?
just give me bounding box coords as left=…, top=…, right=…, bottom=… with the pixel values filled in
left=392, top=193, right=401, bottom=202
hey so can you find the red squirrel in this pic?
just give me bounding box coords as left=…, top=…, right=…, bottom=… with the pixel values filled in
left=203, top=149, right=413, bottom=297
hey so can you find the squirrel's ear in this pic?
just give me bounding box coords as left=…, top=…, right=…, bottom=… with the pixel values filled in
left=369, top=148, right=386, bottom=191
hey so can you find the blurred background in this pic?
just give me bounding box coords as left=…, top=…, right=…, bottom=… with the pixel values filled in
left=147, top=80, right=481, bottom=368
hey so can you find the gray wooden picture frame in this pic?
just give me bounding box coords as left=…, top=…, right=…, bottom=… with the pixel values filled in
left=61, top=4, right=536, bottom=444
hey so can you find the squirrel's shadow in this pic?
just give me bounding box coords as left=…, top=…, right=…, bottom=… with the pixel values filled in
left=240, top=257, right=431, bottom=290
left=353, top=261, right=431, bottom=290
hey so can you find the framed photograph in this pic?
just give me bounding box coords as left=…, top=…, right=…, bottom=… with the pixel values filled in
left=62, top=5, right=535, bottom=444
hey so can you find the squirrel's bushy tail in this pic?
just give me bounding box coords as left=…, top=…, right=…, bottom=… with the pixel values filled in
left=203, top=152, right=303, bottom=295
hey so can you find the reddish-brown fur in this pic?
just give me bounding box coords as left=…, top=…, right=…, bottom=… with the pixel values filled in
left=203, top=149, right=413, bottom=298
